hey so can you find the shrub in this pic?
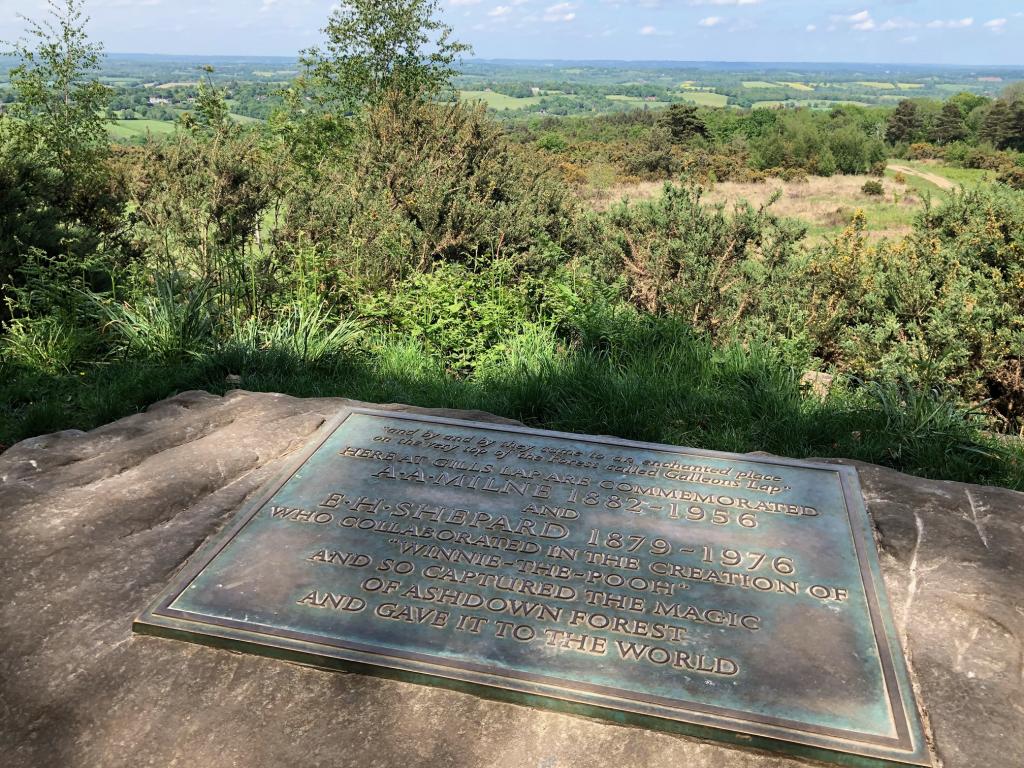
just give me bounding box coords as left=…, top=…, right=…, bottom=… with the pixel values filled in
left=536, top=133, right=568, bottom=152
left=356, top=259, right=539, bottom=374
left=997, top=166, right=1024, bottom=190
left=0, top=315, right=95, bottom=374
left=285, top=95, right=582, bottom=290
left=778, top=190, right=1024, bottom=431
left=597, top=184, right=805, bottom=337
left=861, top=180, right=884, bottom=196
left=909, top=142, right=939, bottom=160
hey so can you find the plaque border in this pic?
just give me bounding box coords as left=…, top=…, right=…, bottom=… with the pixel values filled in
left=134, top=406, right=931, bottom=767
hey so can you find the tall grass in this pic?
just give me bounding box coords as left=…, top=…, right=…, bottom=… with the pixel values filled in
left=2, top=318, right=1019, bottom=488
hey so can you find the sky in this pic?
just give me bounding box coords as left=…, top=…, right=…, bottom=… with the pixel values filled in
left=0, top=0, right=1021, bottom=65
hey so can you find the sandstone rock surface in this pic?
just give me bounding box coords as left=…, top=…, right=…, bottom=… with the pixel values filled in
left=1, top=390, right=1021, bottom=768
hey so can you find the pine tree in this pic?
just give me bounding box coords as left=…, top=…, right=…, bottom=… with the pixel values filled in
left=885, top=99, right=921, bottom=145
left=661, top=104, right=709, bottom=144
left=980, top=101, right=1015, bottom=149
left=933, top=102, right=966, bottom=145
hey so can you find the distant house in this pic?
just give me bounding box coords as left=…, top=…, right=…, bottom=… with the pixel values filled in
left=148, top=96, right=172, bottom=106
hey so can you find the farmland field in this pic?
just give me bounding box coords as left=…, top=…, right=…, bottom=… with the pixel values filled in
left=679, top=91, right=728, bottom=107
left=459, top=90, right=543, bottom=109
left=108, top=119, right=177, bottom=139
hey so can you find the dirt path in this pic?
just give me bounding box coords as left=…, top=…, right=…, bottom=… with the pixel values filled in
left=887, top=163, right=957, bottom=191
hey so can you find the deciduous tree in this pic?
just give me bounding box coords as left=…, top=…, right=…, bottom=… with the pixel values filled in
left=298, top=0, right=469, bottom=111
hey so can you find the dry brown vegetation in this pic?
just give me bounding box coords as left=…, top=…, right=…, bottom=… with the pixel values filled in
left=588, top=174, right=924, bottom=241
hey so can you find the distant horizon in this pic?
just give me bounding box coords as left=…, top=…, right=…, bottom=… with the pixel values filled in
left=86, top=53, right=1024, bottom=71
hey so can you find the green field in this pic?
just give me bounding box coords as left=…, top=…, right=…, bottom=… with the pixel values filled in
left=459, top=90, right=543, bottom=109
left=742, top=80, right=778, bottom=88
left=679, top=91, right=729, bottom=107
left=108, top=112, right=259, bottom=139
left=778, top=81, right=815, bottom=91
left=108, top=119, right=177, bottom=139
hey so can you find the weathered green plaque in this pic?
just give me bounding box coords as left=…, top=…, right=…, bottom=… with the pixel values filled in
left=135, top=407, right=930, bottom=767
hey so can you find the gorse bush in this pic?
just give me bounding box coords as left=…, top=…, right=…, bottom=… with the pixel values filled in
left=598, top=184, right=805, bottom=337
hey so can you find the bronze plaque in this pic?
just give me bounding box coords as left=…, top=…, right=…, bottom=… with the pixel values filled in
left=135, top=407, right=930, bottom=767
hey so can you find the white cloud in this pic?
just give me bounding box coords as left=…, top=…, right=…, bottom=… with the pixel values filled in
left=926, top=18, right=973, bottom=29
left=900, top=35, right=918, bottom=44
left=689, top=0, right=760, bottom=5
left=543, top=2, right=576, bottom=22
left=639, top=24, right=657, bottom=35
left=449, top=0, right=482, bottom=5
left=835, top=10, right=876, bottom=31
left=698, top=16, right=723, bottom=27
left=489, top=5, right=512, bottom=17
left=984, top=18, right=1007, bottom=34
left=878, top=18, right=917, bottom=32
left=805, top=23, right=816, bottom=32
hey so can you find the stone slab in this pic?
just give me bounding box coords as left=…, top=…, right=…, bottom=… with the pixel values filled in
left=135, top=406, right=928, bottom=766
left=1, top=390, right=1022, bottom=768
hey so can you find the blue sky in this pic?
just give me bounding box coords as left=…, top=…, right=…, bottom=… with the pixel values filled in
left=1, top=0, right=1021, bottom=64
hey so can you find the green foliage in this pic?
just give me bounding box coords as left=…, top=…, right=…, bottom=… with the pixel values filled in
left=298, top=0, right=469, bottom=111
left=933, top=102, right=967, bottom=145
left=0, top=0, right=125, bottom=319
left=2, top=0, right=110, bottom=173
left=599, top=185, right=805, bottom=336
left=184, top=66, right=230, bottom=133
left=125, top=128, right=281, bottom=317
left=286, top=96, right=580, bottom=289
left=358, top=260, right=537, bottom=374
left=661, top=104, right=709, bottom=144
left=770, top=191, right=1024, bottom=430
left=536, top=132, right=568, bottom=152
left=0, top=314, right=94, bottom=374
left=861, top=179, right=884, bottom=196
left=95, top=277, right=215, bottom=360
left=624, top=125, right=681, bottom=178
left=886, top=100, right=922, bottom=144
left=225, top=305, right=364, bottom=368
